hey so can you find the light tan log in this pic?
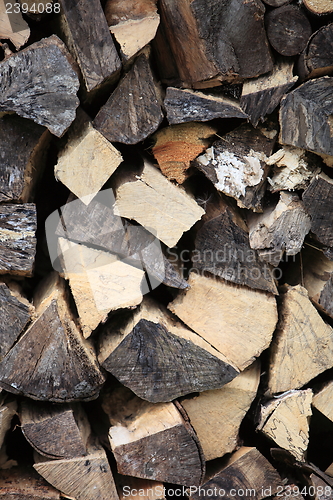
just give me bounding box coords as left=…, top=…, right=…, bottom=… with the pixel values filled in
left=303, top=0, right=333, bottom=15
left=169, top=272, right=278, bottom=371
left=0, top=0, right=30, bottom=49
left=0, top=394, right=17, bottom=450
left=116, top=474, right=166, bottom=500
left=313, top=382, right=333, bottom=423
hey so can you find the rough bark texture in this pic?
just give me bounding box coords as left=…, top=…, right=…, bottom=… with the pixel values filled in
left=297, top=24, right=333, bottom=81
left=302, top=174, right=333, bottom=248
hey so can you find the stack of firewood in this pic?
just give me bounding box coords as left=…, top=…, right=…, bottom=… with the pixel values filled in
left=1, top=0, right=333, bottom=498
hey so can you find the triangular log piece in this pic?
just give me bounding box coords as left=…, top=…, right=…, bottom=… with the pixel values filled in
left=98, top=296, right=239, bottom=402
left=0, top=272, right=105, bottom=402
left=105, top=0, right=160, bottom=61
left=180, top=361, right=260, bottom=461
left=34, top=438, right=119, bottom=500
left=302, top=174, right=333, bottom=248
left=0, top=203, right=37, bottom=276
left=240, top=60, right=298, bottom=127
left=164, top=87, right=248, bottom=125
left=266, top=146, right=321, bottom=192
left=192, top=194, right=278, bottom=293
left=152, top=122, right=216, bottom=183
left=303, top=0, right=333, bottom=15
left=0, top=35, right=79, bottom=137
left=279, top=77, right=333, bottom=157
left=115, top=474, right=166, bottom=500
left=0, top=393, right=17, bottom=450
left=257, top=389, right=312, bottom=462
left=188, top=447, right=282, bottom=500
left=58, top=0, right=121, bottom=93
left=0, top=281, right=34, bottom=362
left=312, top=382, right=333, bottom=422
left=248, top=192, right=311, bottom=266
left=93, top=52, right=163, bottom=144
left=297, top=24, right=333, bottom=81
left=0, top=0, right=30, bottom=49
left=102, top=385, right=205, bottom=486
left=0, top=466, right=61, bottom=500
left=20, top=399, right=90, bottom=459
left=268, top=285, right=333, bottom=394
left=113, top=158, right=204, bottom=247
left=169, top=272, right=278, bottom=371
left=194, top=123, right=277, bottom=212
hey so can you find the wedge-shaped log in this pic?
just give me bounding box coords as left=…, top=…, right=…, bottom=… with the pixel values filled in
left=103, top=386, right=205, bottom=486
left=116, top=474, right=166, bottom=500
left=0, top=35, right=79, bottom=137
left=0, top=0, right=30, bottom=49
left=257, top=389, right=312, bottom=462
left=169, top=272, right=278, bottom=371
left=0, top=466, right=61, bottom=500
left=0, top=272, right=105, bottom=402
left=98, top=297, right=239, bottom=402
left=298, top=24, right=333, bottom=81
left=180, top=361, right=260, bottom=461
left=313, top=382, right=333, bottom=423
left=0, top=393, right=17, bottom=450
left=94, top=52, right=163, bottom=145
left=303, top=173, right=333, bottom=248
left=268, top=285, right=333, bottom=394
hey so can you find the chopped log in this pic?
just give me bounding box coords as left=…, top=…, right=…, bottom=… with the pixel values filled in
left=93, top=52, right=163, bottom=144
left=98, top=296, right=239, bottom=403
left=266, top=146, right=321, bottom=192
left=58, top=0, right=121, bottom=93
left=302, top=173, right=333, bottom=248
left=113, top=159, right=205, bottom=247
left=116, top=474, right=166, bottom=500
left=34, top=438, right=119, bottom=500
left=194, top=123, right=277, bottom=212
left=0, top=35, right=80, bottom=137
left=188, top=447, right=281, bottom=500
left=20, top=399, right=90, bottom=459
left=262, top=0, right=291, bottom=7
left=303, top=0, right=333, bottom=15
left=279, top=76, right=333, bottom=157
left=297, top=24, right=333, bottom=81
left=310, top=474, right=333, bottom=500
left=169, top=272, right=278, bottom=371
left=248, top=192, right=311, bottom=266
left=265, top=6, right=312, bottom=57
left=0, top=114, right=50, bottom=203
left=0, top=466, right=61, bottom=500
left=164, top=87, right=248, bottom=125
left=313, top=381, right=333, bottom=423
left=0, top=0, right=30, bottom=49
left=192, top=194, right=278, bottom=293
left=240, top=59, right=298, bottom=127
left=0, top=203, right=37, bottom=276
left=0, top=394, right=17, bottom=449
left=0, top=272, right=105, bottom=402
left=105, top=0, right=160, bottom=61
left=257, top=389, right=312, bottom=462
left=268, top=285, right=333, bottom=394
left=180, top=361, right=260, bottom=461
left=102, top=385, right=205, bottom=486
left=152, top=122, right=217, bottom=183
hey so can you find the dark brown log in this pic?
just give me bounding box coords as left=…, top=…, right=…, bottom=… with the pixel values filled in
left=0, top=466, right=61, bottom=500
left=0, top=35, right=80, bottom=137
left=151, top=16, right=181, bottom=87
left=116, top=474, right=166, bottom=500
left=0, top=393, right=17, bottom=450
left=262, top=0, right=291, bottom=7
left=265, top=6, right=312, bottom=57
left=93, top=51, right=163, bottom=144
left=0, top=203, right=37, bottom=276
left=297, top=24, right=333, bottom=81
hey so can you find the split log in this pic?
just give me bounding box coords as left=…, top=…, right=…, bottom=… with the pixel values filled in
left=265, top=6, right=312, bottom=57
left=104, top=0, right=160, bottom=61
left=0, top=0, right=30, bottom=49
left=0, top=394, right=17, bottom=449
left=93, top=52, right=163, bottom=144
left=303, top=0, right=333, bottom=15
left=0, top=466, right=61, bottom=500
left=262, top=0, right=291, bottom=7
left=0, top=114, right=50, bottom=203
left=188, top=447, right=281, bottom=500
left=0, top=35, right=80, bottom=137
left=116, top=474, right=166, bottom=500
left=0, top=203, right=37, bottom=276
left=266, top=146, right=321, bottom=192
left=113, top=158, right=205, bottom=247
left=279, top=76, right=333, bottom=157
left=240, top=59, right=298, bottom=127
left=20, top=399, right=90, bottom=459
left=257, top=389, right=312, bottom=462
left=297, top=24, right=333, bottom=81
left=194, top=123, right=277, bottom=212
left=313, top=381, right=333, bottom=423
left=102, top=385, right=205, bottom=486
left=98, top=296, right=239, bottom=403
left=0, top=272, right=105, bottom=402
left=34, top=438, right=119, bottom=500
left=302, top=173, right=333, bottom=248
left=268, top=285, right=333, bottom=394
left=310, top=475, right=333, bottom=500
left=180, top=361, right=260, bottom=461
left=192, top=194, right=278, bottom=293
left=164, top=87, right=248, bottom=125
left=248, top=192, right=311, bottom=266
left=151, top=13, right=181, bottom=87
left=169, top=272, right=278, bottom=372
left=152, top=122, right=217, bottom=183
left=58, top=0, right=121, bottom=93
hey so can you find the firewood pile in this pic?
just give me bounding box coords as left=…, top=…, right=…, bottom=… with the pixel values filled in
left=2, top=0, right=333, bottom=498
